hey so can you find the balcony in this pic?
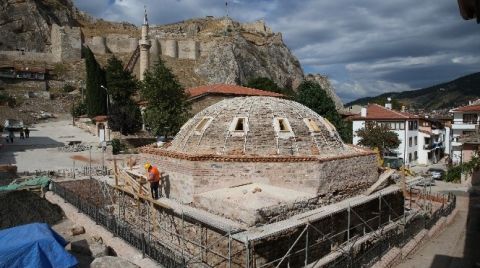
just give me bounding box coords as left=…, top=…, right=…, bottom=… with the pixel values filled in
left=451, top=121, right=478, bottom=130
left=451, top=141, right=463, bottom=147
left=423, top=141, right=444, bottom=150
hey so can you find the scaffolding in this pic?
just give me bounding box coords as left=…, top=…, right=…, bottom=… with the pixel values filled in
left=51, top=174, right=456, bottom=268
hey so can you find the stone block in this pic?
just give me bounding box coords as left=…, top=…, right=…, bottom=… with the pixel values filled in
left=70, top=225, right=85, bottom=236
left=90, top=256, right=139, bottom=268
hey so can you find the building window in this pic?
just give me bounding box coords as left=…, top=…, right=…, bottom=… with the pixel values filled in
left=414, top=151, right=418, bottom=160
left=278, top=118, right=291, bottom=131
left=409, top=153, right=412, bottom=162
left=414, top=136, right=417, bottom=146
left=229, top=117, right=249, bottom=135
left=274, top=117, right=294, bottom=138
left=194, top=117, right=213, bottom=134
left=409, top=137, right=412, bottom=147
left=463, top=114, right=478, bottom=124
left=304, top=118, right=321, bottom=132
left=399, top=122, right=405, bottom=130
left=235, top=118, right=245, bottom=131
left=408, top=120, right=418, bottom=130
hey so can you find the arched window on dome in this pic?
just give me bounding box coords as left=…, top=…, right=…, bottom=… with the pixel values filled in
left=194, top=116, right=213, bottom=135
left=273, top=117, right=294, bottom=138
left=229, top=117, right=249, bottom=136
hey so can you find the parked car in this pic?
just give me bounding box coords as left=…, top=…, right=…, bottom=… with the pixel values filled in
left=417, top=176, right=435, bottom=186
left=3, top=119, right=24, bottom=131
left=428, top=168, right=445, bottom=180
left=383, top=156, right=404, bottom=169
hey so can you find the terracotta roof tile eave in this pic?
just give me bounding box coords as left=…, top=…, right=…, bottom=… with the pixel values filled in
left=139, top=147, right=376, bottom=163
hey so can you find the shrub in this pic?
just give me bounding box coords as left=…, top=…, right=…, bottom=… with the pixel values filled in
left=111, top=139, right=126, bottom=155
left=71, top=101, right=87, bottom=117
left=63, top=84, right=75, bottom=93
left=0, top=92, right=16, bottom=107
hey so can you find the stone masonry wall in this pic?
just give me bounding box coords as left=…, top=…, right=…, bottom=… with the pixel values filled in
left=51, top=24, right=82, bottom=62
left=139, top=152, right=378, bottom=205
left=105, top=34, right=137, bottom=54
left=178, top=40, right=200, bottom=60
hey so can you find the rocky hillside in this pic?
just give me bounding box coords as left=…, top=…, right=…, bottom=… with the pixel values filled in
left=1, top=1, right=306, bottom=91
left=347, top=72, right=480, bottom=110
left=0, top=0, right=78, bottom=52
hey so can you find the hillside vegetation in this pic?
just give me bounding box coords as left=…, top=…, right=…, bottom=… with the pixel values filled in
left=347, top=72, right=480, bottom=110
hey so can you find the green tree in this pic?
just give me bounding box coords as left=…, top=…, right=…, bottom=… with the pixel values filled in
left=245, top=77, right=295, bottom=96
left=108, top=102, right=143, bottom=134
left=140, top=59, right=190, bottom=137
left=105, top=56, right=137, bottom=103
left=355, top=122, right=401, bottom=155
left=84, top=47, right=107, bottom=117
left=104, top=55, right=142, bottom=134
left=296, top=80, right=352, bottom=142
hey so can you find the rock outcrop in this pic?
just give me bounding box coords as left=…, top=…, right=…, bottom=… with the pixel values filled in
left=150, top=17, right=304, bottom=89
left=0, top=0, right=78, bottom=52
left=305, top=74, right=346, bottom=112
left=1, top=2, right=304, bottom=90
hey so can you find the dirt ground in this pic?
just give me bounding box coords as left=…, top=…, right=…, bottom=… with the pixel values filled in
left=0, top=190, right=65, bottom=229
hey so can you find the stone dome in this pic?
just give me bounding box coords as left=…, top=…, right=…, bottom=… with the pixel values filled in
left=168, top=96, right=357, bottom=157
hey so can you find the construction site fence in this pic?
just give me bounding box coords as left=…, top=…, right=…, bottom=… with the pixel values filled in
left=325, top=192, right=456, bottom=268
left=51, top=181, right=186, bottom=268
left=18, top=166, right=111, bottom=178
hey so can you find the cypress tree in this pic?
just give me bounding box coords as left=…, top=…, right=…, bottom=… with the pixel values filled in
left=105, top=55, right=142, bottom=134
left=84, top=47, right=107, bottom=117
left=140, top=59, right=190, bottom=137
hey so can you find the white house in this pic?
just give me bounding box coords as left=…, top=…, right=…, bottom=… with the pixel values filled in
left=351, top=103, right=419, bottom=165
left=417, top=118, right=447, bottom=165
left=450, top=100, right=480, bottom=165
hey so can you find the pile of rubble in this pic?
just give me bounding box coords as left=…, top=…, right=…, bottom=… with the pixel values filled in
left=59, top=143, right=90, bottom=152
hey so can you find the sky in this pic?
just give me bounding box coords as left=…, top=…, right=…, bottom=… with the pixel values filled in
left=73, top=0, right=480, bottom=103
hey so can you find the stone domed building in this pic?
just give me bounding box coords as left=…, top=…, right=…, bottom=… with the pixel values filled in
left=140, top=96, right=379, bottom=226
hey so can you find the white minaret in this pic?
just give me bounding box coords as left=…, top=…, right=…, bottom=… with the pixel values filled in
left=139, top=6, right=151, bottom=81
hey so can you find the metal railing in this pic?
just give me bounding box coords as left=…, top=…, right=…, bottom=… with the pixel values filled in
left=51, top=181, right=186, bottom=267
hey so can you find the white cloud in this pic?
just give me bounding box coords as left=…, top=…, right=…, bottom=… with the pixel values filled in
left=346, top=55, right=448, bottom=72
left=332, top=79, right=413, bottom=103
left=72, top=0, right=480, bottom=102
left=451, top=55, right=480, bottom=65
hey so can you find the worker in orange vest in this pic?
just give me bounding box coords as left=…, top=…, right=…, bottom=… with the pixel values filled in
left=144, top=163, right=161, bottom=199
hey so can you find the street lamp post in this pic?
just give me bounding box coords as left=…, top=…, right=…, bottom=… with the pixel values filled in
left=100, top=85, right=109, bottom=116
left=100, top=85, right=111, bottom=141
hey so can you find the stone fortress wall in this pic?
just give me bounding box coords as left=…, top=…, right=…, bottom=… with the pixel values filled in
left=83, top=18, right=275, bottom=62
left=0, top=24, right=82, bottom=64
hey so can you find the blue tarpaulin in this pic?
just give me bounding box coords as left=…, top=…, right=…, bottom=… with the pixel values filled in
left=0, top=223, right=77, bottom=268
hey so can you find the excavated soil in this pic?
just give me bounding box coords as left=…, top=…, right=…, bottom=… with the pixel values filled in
left=60, top=179, right=115, bottom=207
left=0, top=190, right=65, bottom=229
